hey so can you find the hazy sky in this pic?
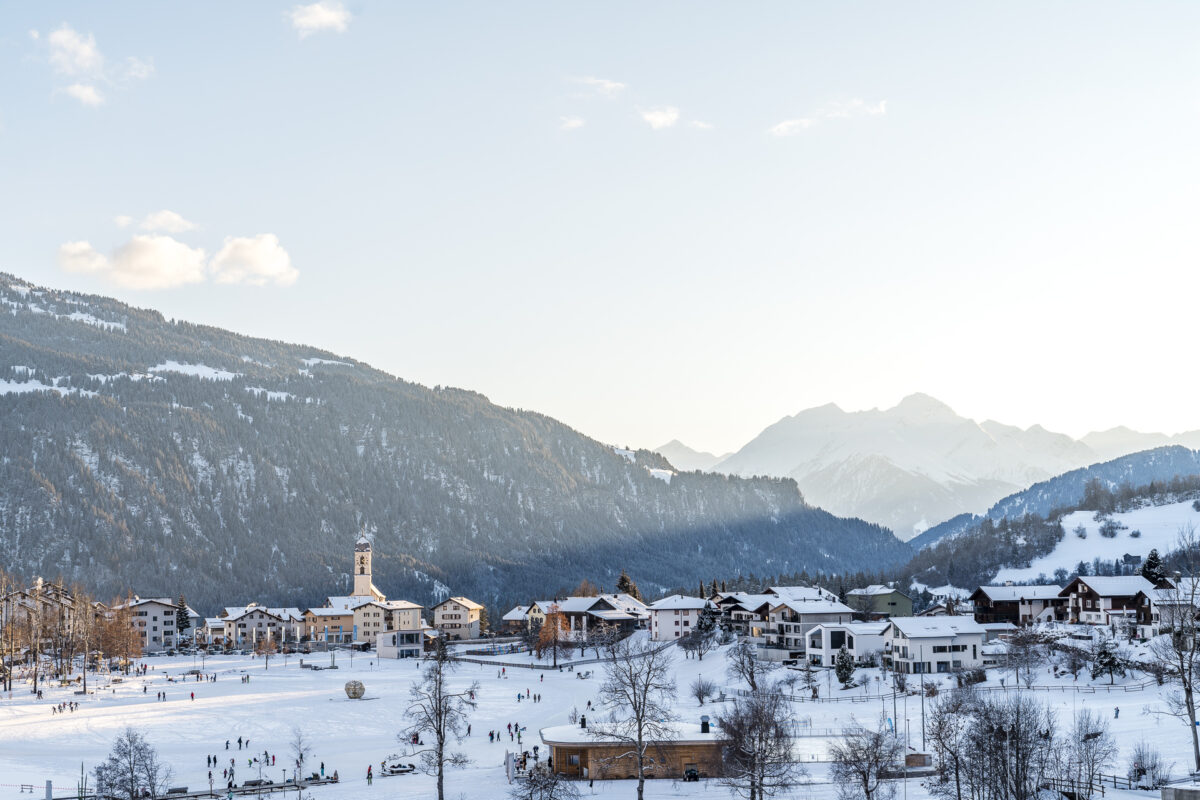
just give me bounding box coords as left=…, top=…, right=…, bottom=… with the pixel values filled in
left=3, top=3, right=1199, bottom=454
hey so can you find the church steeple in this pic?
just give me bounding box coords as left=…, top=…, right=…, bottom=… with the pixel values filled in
left=352, top=533, right=380, bottom=599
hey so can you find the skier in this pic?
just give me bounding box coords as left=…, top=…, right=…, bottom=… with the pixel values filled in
left=366, top=765, right=373, bottom=786
left=1115, top=707, right=1120, bottom=718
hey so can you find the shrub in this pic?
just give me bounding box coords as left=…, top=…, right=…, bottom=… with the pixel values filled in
left=1129, top=529, right=1142, bottom=538
left=1099, top=519, right=1125, bottom=538
left=1074, top=525, right=1088, bottom=539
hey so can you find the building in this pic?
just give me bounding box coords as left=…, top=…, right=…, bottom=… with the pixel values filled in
left=1060, top=576, right=1157, bottom=627
left=762, top=595, right=855, bottom=659
left=846, top=586, right=913, bottom=619
left=883, top=616, right=987, bottom=674
left=969, top=585, right=1065, bottom=624
left=304, top=607, right=356, bottom=644
left=647, top=595, right=713, bottom=641
left=805, top=621, right=889, bottom=666
left=1135, top=576, right=1200, bottom=638
left=541, top=718, right=724, bottom=780
left=118, top=597, right=190, bottom=653
left=713, top=593, right=774, bottom=638
left=351, top=534, right=385, bottom=601
left=537, top=595, right=645, bottom=641
left=501, top=605, right=532, bottom=632
left=377, top=629, right=423, bottom=659
left=433, top=597, right=484, bottom=640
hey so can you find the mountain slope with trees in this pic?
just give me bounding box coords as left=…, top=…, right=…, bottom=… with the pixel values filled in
left=0, top=273, right=910, bottom=612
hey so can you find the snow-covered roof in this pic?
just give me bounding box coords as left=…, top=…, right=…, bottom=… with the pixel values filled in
left=771, top=598, right=854, bottom=616
left=325, top=596, right=382, bottom=611
left=204, top=617, right=225, bottom=629
left=982, top=622, right=1018, bottom=632
left=116, top=596, right=175, bottom=610
left=502, top=606, right=529, bottom=622
left=598, top=593, right=649, bottom=616
left=306, top=607, right=354, bottom=618
left=724, top=593, right=776, bottom=612
left=540, top=721, right=724, bottom=746
left=434, top=596, right=484, bottom=611
left=972, top=585, right=1063, bottom=602
left=1067, top=576, right=1155, bottom=597
left=267, top=607, right=304, bottom=621
left=224, top=606, right=285, bottom=622
left=589, top=609, right=636, bottom=621
left=848, top=585, right=905, bottom=597
left=888, top=616, right=986, bottom=638
left=381, top=600, right=422, bottom=611
left=808, top=621, right=890, bottom=635
left=769, top=586, right=837, bottom=602
left=648, top=594, right=712, bottom=611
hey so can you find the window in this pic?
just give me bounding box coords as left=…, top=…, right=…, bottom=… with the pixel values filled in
left=568, top=754, right=580, bottom=766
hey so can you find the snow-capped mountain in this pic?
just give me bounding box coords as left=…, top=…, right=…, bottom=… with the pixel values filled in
left=652, top=440, right=731, bottom=473
left=711, top=394, right=1120, bottom=540
left=0, top=273, right=911, bottom=611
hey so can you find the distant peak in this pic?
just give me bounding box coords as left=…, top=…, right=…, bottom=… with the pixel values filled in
left=890, top=393, right=958, bottom=419
left=792, top=401, right=844, bottom=419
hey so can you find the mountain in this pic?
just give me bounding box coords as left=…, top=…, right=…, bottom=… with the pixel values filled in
left=714, top=393, right=1098, bottom=540
left=0, top=273, right=912, bottom=613
left=653, top=440, right=730, bottom=472
left=1080, top=426, right=1200, bottom=462
left=909, top=445, right=1200, bottom=551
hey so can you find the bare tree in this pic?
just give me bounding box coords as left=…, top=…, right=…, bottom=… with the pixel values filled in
left=536, top=606, right=570, bottom=668
left=589, top=621, right=620, bottom=659
left=508, top=769, right=581, bottom=800
left=720, top=691, right=807, bottom=800
left=290, top=726, right=312, bottom=789
left=927, top=688, right=975, bottom=800
left=595, top=637, right=677, bottom=800
left=1065, top=710, right=1117, bottom=798
left=1149, top=525, right=1200, bottom=772
left=727, top=640, right=777, bottom=693
left=93, top=727, right=173, bottom=800
left=401, top=649, right=479, bottom=800
left=829, top=718, right=903, bottom=800
left=691, top=676, right=717, bottom=705
left=1004, top=627, right=1045, bottom=688
left=1127, top=740, right=1172, bottom=788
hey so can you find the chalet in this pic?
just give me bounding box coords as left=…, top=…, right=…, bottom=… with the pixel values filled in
left=117, top=597, right=200, bottom=653
left=846, top=585, right=913, bottom=619
left=1060, top=576, right=1156, bottom=627
left=1135, top=576, right=1200, bottom=638
left=541, top=718, right=725, bottom=780
left=712, top=593, right=773, bottom=637
left=806, top=621, right=888, bottom=666
left=537, top=595, right=645, bottom=640
left=969, top=585, right=1065, bottom=624
left=501, top=605, right=532, bottom=633
left=884, top=616, right=987, bottom=674
left=432, top=597, right=484, bottom=640
left=647, top=595, right=714, bottom=642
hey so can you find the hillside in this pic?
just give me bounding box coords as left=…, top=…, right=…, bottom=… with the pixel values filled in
left=652, top=440, right=730, bottom=472
left=0, top=273, right=911, bottom=613
left=910, top=446, right=1200, bottom=550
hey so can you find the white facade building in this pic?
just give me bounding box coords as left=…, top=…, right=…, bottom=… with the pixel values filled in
left=647, top=595, right=713, bottom=641
left=884, top=616, right=987, bottom=674
left=805, top=621, right=888, bottom=666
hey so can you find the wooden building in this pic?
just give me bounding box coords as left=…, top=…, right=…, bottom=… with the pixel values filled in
left=541, top=719, right=724, bottom=780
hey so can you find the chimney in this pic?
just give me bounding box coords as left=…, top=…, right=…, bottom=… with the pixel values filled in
left=580, top=715, right=587, bottom=729
left=700, top=715, right=710, bottom=734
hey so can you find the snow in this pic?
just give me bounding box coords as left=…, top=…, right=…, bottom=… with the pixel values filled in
left=245, top=387, right=295, bottom=402
left=150, top=361, right=241, bottom=381
left=993, top=500, right=1200, bottom=583
left=0, top=379, right=96, bottom=399
left=302, top=358, right=351, bottom=367
left=645, top=467, right=674, bottom=484
left=612, top=447, right=636, bottom=463
left=64, top=311, right=126, bottom=332
left=5, top=635, right=1199, bottom=799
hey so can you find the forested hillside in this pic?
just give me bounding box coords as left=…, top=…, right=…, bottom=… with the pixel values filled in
left=0, top=273, right=911, bottom=612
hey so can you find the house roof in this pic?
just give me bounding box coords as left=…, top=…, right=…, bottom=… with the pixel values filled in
left=306, top=607, right=354, bottom=618
left=381, top=600, right=423, bottom=611
left=224, top=606, right=285, bottom=622
left=1062, top=576, right=1155, bottom=598
left=598, top=593, right=649, bottom=616
left=434, top=596, right=484, bottom=611
left=724, top=593, right=776, bottom=612
left=768, top=586, right=837, bottom=602
left=540, top=721, right=725, bottom=746
left=848, top=585, right=908, bottom=598
left=888, top=616, right=986, bottom=637
left=325, top=596, right=378, bottom=611
left=771, top=598, right=854, bottom=616
left=502, top=606, right=529, bottom=622
left=971, top=585, right=1063, bottom=602
left=809, top=621, right=890, bottom=635
left=648, top=594, right=712, bottom=611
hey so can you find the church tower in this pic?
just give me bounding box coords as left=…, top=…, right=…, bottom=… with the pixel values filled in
left=352, top=534, right=382, bottom=599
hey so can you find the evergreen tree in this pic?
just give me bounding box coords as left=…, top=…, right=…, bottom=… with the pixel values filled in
left=834, top=645, right=855, bottom=687
left=1142, top=549, right=1167, bottom=583
left=175, top=595, right=190, bottom=644
left=1091, top=638, right=1124, bottom=685
left=478, top=606, right=490, bottom=634
left=616, top=570, right=642, bottom=602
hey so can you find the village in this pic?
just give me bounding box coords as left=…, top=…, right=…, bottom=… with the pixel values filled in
left=3, top=535, right=1200, bottom=800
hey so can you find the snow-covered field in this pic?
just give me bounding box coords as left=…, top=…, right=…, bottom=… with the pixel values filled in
left=994, top=501, right=1200, bottom=583
left=0, top=639, right=1190, bottom=800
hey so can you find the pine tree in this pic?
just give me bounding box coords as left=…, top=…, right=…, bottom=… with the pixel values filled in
left=175, top=594, right=191, bottom=645
left=616, top=570, right=642, bottom=601
left=710, top=579, right=719, bottom=598
left=698, top=580, right=706, bottom=599
left=834, top=645, right=856, bottom=688
left=1091, top=638, right=1124, bottom=685
left=1142, top=549, right=1166, bottom=583
left=478, top=606, right=490, bottom=634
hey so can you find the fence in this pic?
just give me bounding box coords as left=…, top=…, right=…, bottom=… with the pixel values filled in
left=449, top=639, right=676, bottom=670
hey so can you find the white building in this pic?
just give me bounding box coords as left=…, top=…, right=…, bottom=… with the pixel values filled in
left=432, top=596, right=484, bottom=640
left=763, top=596, right=855, bottom=657
left=648, top=595, right=713, bottom=641
left=805, top=621, right=889, bottom=666
left=119, top=597, right=185, bottom=653
left=884, top=616, right=987, bottom=674
left=377, top=628, right=424, bottom=659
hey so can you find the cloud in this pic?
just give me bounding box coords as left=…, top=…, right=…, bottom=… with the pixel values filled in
left=114, top=215, right=134, bottom=228
left=689, top=120, right=714, bottom=130
left=211, top=234, right=298, bottom=286
left=139, top=210, right=197, bottom=234
left=641, top=107, right=680, bottom=130
left=290, top=2, right=352, bottom=38
left=769, top=98, right=887, bottom=136
left=119, top=56, right=155, bottom=81
left=63, top=84, right=104, bottom=107
left=47, top=25, right=103, bottom=77
left=768, top=118, right=813, bottom=137
left=59, top=235, right=207, bottom=289
left=58, top=241, right=109, bottom=275
left=576, top=77, right=625, bottom=97
left=559, top=116, right=585, bottom=131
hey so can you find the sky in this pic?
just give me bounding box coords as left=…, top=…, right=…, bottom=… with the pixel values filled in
left=2, top=2, right=1199, bottom=455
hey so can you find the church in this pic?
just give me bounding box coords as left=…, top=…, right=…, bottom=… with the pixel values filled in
left=351, top=533, right=386, bottom=602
